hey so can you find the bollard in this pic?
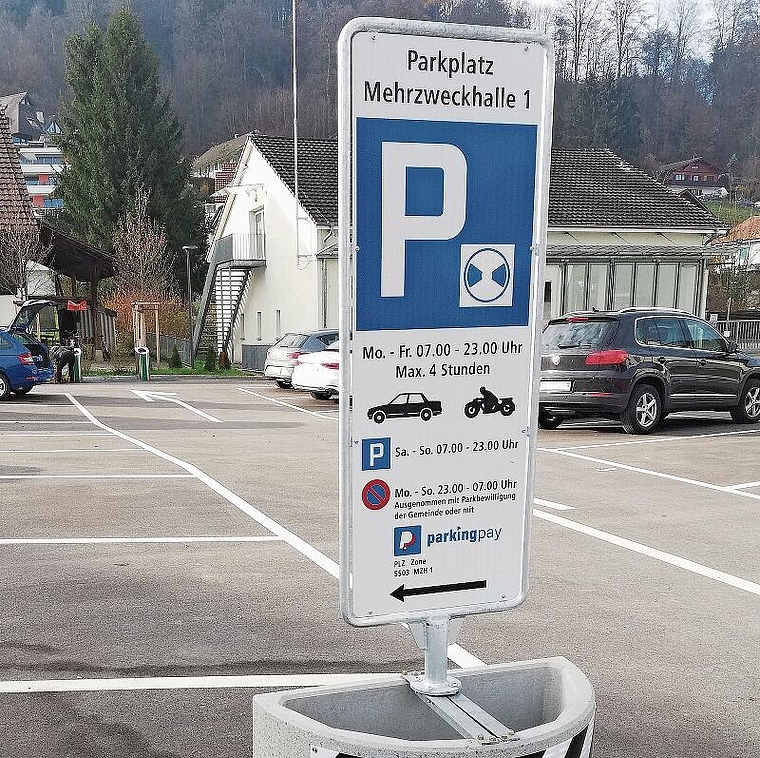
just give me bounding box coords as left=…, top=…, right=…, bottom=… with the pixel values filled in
left=72, top=348, right=83, bottom=383
left=135, top=346, right=150, bottom=381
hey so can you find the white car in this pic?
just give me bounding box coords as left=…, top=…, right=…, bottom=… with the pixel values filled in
left=290, top=340, right=339, bottom=399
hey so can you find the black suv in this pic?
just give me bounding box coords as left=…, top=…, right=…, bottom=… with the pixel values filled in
left=539, top=308, right=760, bottom=434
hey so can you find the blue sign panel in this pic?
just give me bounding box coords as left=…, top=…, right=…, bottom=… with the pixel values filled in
left=355, top=118, right=537, bottom=332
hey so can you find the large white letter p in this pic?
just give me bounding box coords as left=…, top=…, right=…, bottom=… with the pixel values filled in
left=380, top=142, right=467, bottom=298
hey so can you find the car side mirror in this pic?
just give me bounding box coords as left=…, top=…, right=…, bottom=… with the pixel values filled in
left=726, top=340, right=738, bottom=353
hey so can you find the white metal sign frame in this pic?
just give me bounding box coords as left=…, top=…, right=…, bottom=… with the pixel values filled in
left=339, top=17, right=554, bottom=627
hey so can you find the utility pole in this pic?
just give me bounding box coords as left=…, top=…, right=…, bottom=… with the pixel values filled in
left=182, top=245, right=198, bottom=363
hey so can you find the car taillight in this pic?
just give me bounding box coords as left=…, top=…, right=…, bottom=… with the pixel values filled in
left=585, top=349, right=628, bottom=366
left=567, top=316, right=588, bottom=322
left=322, top=362, right=339, bottom=370
left=286, top=351, right=303, bottom=359
left=18, top=352, right=35, bottom=366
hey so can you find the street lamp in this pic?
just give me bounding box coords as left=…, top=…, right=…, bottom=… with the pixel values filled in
left=182, top=245, right=198, bottom=360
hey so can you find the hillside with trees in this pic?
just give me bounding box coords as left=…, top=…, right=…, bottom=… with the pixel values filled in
left=0, top=0, right=758, bottom=196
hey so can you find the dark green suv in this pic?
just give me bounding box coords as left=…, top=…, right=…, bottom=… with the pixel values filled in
left=539, top=308, right=760, bottom=434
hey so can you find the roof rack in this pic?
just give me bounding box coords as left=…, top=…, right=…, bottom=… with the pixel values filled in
left=617, top=306, right=690, bottom=314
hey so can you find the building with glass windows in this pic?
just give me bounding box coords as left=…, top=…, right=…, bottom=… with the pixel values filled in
left=544, top=149, right=723, bottom=322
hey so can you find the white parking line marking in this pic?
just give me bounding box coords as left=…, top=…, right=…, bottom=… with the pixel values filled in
left=546, top=426, right=760, bottom=451
left=541, top=447, right=760, bottom=501
left=66, top=394, right=484, bottom=671
left=533, top=509, right=760, bottom=597
left=0, top=432, right=114, bottom=437
left=726, top=481, right=760, bottom=490
left=0, top=420, right=90, bottom=424
left=0, top=536, right=284, bottom=545
left=534, top=498, right=575, bottom=511
left=129, top=389, right=224, bottom=423
left=237, top=388, right=337, bottom=420
left=0, top=673, right=399, bottom=694
left=0, top=449, right=141, bottom=454
left=0, top=474, right=194, bottom=480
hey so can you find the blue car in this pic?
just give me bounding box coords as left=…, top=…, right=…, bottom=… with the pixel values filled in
left=0, top=327, right=54, bottom=399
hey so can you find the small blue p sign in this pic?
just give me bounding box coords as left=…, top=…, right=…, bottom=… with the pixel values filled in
left=362, top=438, right=391, bottom=471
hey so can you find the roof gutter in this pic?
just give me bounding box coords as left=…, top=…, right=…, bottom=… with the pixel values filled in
left=550, top=226, right=725, bottom=235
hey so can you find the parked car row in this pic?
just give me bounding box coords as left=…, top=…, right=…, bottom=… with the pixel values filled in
left=263, top=309, right=760, bottom=436
left=264, top=330, right=340, bottom=399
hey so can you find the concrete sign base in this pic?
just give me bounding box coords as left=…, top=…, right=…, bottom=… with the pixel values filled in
left=253, top=657, right=595, bottom=758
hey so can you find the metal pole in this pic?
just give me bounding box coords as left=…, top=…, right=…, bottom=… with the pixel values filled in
left=407, top=618, right=461, bottom=696
left=183, top=246, right=197, bottom=363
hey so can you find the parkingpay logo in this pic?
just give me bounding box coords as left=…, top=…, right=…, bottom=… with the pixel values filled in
left=394, top=525, right=422, bottom=556
left=426, top=526, right=502, bottom=547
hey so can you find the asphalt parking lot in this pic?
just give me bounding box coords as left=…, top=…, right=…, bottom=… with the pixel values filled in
left=0, top=378, right=757, bottom=758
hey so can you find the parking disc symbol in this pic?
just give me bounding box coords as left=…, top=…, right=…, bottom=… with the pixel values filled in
left=460, top=245, right=514, bottom=307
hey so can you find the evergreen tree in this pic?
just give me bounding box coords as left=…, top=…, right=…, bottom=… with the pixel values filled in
left=57, top=6, right=204, bottom=292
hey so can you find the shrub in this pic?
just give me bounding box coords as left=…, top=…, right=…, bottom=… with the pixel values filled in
left=204, top=346, right=217, bottom=371
left=218, top=350, right=230, bottom=369
left=168, top=344, right=183, bottom=368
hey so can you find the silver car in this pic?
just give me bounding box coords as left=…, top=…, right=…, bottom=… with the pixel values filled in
left=264, top=330, right=338, bottom=388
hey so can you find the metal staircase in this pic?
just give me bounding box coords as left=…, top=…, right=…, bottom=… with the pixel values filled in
left=192, top=233, right=265, bottom=362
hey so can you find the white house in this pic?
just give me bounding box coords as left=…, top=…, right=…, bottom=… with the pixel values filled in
left=195, top=138, right=723, bottom=368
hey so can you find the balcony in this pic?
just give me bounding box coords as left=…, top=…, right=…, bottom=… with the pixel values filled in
left=212, top=232, right=266, bottom=267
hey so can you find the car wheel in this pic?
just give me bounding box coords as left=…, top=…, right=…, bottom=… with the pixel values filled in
left=420, top=407, right=432, bottom=421
left=0, top=373, right=10, bottom=401
left=310, top=390, right=332, bottom=400
left=538, top=411, right=563, bottom=430
left=372, top=410, right=386, bottom=424
left=730, top=380, right=760, bottom=423
left=275, top=380, right=290, bottom=389
left=12, top=387, right=32, bottom=397
left=621, top=383, right=662, bottom=434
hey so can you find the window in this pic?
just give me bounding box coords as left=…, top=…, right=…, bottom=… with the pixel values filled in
left=587, top=264, right=608, bottom=311
left=275, top=310, right=281, bottom=338
left=256, top=312, right=262, bottom=341
left=0, top=335, right=13, bottom=350
left=634, top=264, right=655, bottom=305
left=674, top=173, right=685, bottom=181
left=692, top=175, right=700, bottom=181
left=250, top=209, right=265, bottom=260
left=390, top=394, right=409, bottom=405
left=612, top=264, right=634, bottom=308
left=676, top=265, right=698, bottom=313
left=635, top=317, right=689, bottom=347
left=655, top=264, right=677, bottom=307
left=683, top=319, right=724, bottom=351
left=563, top=263, right=587, bottom=313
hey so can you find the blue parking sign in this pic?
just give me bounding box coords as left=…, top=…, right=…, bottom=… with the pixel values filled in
left=362, top=438, right=391, bottom=471
left=355, top=118, right=537, bottom=332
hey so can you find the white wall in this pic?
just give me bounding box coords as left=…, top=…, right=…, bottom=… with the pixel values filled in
left=213, top=144, right=337, bottom=361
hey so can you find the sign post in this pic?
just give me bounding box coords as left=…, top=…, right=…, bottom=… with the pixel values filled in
left=339, top=18, right=554, bottom=694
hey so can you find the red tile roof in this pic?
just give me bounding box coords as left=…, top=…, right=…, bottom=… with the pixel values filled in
left=0, top=109, right=35, bottom=231
left=712, top=215, right=760, bottom=244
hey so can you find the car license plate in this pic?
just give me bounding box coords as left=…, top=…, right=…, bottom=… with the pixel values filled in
left=540, top=380, right=571, bottom=393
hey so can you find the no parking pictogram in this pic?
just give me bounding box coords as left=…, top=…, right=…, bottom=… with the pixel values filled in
left=362, top=479, right=391, bottom=510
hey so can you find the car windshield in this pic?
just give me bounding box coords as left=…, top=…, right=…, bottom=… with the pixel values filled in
left=542, top=319, right=616, bottom=350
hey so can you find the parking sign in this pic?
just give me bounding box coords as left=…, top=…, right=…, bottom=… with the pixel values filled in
left=339, top=19, right=554, bottom=625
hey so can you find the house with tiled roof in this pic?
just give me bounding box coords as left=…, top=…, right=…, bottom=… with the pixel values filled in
left=658, top=156, right=728, bottom=199
left=194, top=138, right=723, bottom=367
left=710, top=215, right=760, bottom=266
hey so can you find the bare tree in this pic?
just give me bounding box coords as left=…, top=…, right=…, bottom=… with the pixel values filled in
left=560, top=0, right=604, bottom=81
left=111, top=187, right=175, bottom=295
left=668, top=0, right=699, bottom=84
left=0, top=217, right=50, bottom=300
left=608, top=0, right=645, bottom=78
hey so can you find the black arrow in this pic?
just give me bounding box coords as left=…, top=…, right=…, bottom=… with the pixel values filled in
left=390, top=580, right=487, bottom=602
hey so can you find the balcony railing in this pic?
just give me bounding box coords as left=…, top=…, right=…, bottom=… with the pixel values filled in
left=213, top=232, right=265, bottom=265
